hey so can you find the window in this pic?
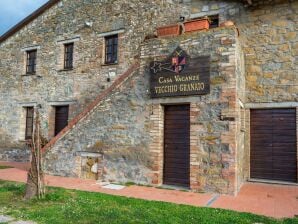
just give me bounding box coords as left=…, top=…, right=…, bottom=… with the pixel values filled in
left=64, top=43, right=74, bottom=69
left=26, top=50, right=37, bottom=74
left=105, top=35, right=118, bottom=64
left=25, top=107, right=34, bottom=140
left=209, top=15, right=219, bottom=28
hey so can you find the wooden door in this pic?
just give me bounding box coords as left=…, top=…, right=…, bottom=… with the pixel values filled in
left=164, top=105, right=190, bottom=187
left=250, top=109, right=297, bottom=182
left=55, top=105, right=69, bottom=136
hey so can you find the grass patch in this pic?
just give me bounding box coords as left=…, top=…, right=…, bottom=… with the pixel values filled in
left=0, top=181, right=297, bottom=224
left=0, top=165, right=13, bottom=169
left=124, top=182, right=136, bottom=186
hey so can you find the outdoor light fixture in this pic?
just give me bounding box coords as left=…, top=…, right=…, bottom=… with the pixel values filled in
left=179, top=16, right=185, bottom=22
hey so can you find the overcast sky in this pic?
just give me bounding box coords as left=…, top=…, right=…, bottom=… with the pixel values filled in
left=0, top=0, right=48, bottom=35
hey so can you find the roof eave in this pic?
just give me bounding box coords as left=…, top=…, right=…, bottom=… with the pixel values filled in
left=0, top=0, right=255, bottom=44
left=0, top=0, right=61, bottom=43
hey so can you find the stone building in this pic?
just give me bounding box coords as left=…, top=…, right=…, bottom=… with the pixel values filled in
left=0, top=0, right=297, bottom=195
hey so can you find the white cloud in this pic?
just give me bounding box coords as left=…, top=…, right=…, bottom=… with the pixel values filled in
left=0, top=0, right=49, bottom=35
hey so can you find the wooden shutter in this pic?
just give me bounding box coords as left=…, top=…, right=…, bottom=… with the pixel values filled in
left=26, top=50, right=37, bottom=74
left=25, top=107, right=34, bottom=140
left=105, top=35, right=118, bottom=64
left=64, top=43, right=74, bottom=69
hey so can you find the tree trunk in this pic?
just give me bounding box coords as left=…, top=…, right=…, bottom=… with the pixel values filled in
left=24, top=108, right=45, bottom=200
left=24, top=171, right=38, bottom=200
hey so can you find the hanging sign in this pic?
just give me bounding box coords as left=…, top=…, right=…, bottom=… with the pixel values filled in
left=150, top=47, right=210, bottom=98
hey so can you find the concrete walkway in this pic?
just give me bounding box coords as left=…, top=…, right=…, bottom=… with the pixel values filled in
left=0, top=161, right=297, bottom=219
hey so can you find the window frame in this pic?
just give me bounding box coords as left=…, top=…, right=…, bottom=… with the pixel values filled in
left=64, top=42, right=74, bottom=69
left=104, top=34, right=118, bottom=65
left=25, top=107, right=34, bottom=140
left=26, top=50, right=37, bottom=74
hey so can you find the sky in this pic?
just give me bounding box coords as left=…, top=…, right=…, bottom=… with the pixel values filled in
left=0, top=0, right=48, bottom=35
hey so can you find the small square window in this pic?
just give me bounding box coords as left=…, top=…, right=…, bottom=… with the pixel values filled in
left=209, top=15, right=219, bottom=28
left=26, top=50, right=37, bottom=74
left=105, top=35, right=118, bottom=64
left=64, top=43, right=74, bottom=69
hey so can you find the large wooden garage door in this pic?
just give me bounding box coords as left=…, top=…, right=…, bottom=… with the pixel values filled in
left=164, top=105, right=190, bottom=188
left=250, top=109, right=297, bottom=183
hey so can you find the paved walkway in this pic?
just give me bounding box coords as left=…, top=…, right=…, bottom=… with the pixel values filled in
left=0, top=161, right=297, bottom=219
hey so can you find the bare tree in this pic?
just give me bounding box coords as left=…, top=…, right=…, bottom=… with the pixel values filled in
left=24, top=107, right=45, bottom=200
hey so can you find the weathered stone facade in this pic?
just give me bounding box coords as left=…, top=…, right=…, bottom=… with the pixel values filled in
left=0, top=0, right=186, bottom=159
left=43, top=28, right=244, bottom=194
left=0, top=0, right=297, bottom=194
left=180, top=0, right=298, bottom=102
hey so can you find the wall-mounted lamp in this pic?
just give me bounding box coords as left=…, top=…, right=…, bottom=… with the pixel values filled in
left=85, top=21, right=93, bottom=27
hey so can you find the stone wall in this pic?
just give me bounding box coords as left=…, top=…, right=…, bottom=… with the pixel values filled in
left=44, top=27, right=244, bottom=194
left=238, top=0, right=298, bottom=103
left=236, top=0, right=298, bottom=186
left=43, top=66, right=154, bottom=184
left=141, top=27, right=245, bottom=194
left=0, top=0, right=187, bottom=157
left=0, top=148, right=30, bottom=162
left=181, top=0, right=298, bottom=103
left=180, top=0, right=298, bottom=189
